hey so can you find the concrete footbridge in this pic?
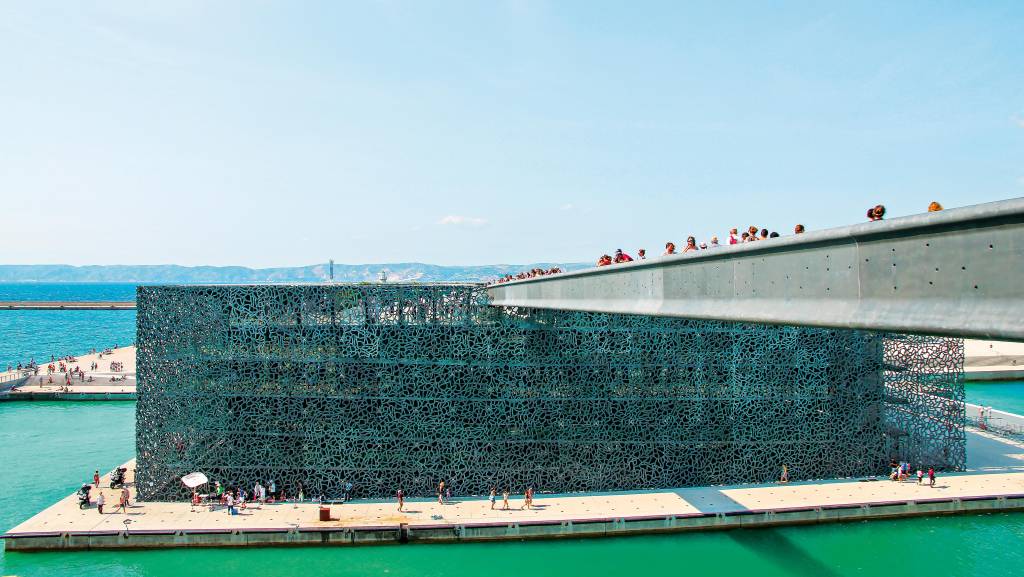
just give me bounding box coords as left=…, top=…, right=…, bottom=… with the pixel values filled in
left=488, top=197, right=1024, bottom=342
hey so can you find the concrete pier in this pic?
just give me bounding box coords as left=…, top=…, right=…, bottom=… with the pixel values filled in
left=0, top=346, right=136, bottom=401
left=6, top=430, right=1024, bottom=551
left=965, top=339, right=1024, bottom=381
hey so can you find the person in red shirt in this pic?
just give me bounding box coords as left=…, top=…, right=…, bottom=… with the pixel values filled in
left=613, top=249, right=633, bottom=263
left=597, top=255, right=612, bottom=266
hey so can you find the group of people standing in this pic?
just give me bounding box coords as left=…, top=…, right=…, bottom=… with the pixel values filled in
left=89, top=470, right=131, bottom=515
left=412, top=481, right=537, bottom=511
left=890, top=461, right=937, bottom=487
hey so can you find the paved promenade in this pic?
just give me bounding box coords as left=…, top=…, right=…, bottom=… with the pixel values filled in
left=5, top=429, right=1024, bottom=550
left=1, top=346, right=136, bottom=400
left=10, top=466, right=1024, bottom=537
left=964, top=339, right=1024, bottom=381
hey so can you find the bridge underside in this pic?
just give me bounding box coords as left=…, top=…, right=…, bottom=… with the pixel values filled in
left=136, top=284, right=963, bottom=500
left=488, top=199, right=1024, bottom=341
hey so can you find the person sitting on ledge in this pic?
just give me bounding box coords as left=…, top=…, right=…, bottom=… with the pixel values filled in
left=613, top=249, right=633, bottom=263
left=597, top=254, right=612, bottom=266
left=663, top=242, right=677, bottom=255
left=794, top=224, right=805, bottom=234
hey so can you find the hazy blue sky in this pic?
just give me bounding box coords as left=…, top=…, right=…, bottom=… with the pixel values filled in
left=1, top=1, right=1021, bottom=267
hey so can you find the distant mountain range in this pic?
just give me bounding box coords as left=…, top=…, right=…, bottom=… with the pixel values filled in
left=0, top=263, right=590, bottom=284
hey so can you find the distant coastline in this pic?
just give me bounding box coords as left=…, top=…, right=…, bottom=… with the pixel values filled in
left=0, top=262, right=588, bottom=284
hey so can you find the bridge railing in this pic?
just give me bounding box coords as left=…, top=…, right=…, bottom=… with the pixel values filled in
left=488, top=197, right=1024, bottom=341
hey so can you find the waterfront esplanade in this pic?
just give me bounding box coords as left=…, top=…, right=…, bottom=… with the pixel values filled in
left=135, top=283, right=963, bottom=500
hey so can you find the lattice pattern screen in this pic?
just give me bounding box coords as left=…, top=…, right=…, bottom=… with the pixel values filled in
left=135, top=284, right=963, bottom=500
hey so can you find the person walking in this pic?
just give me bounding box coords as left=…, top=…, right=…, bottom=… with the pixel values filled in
left=397, top=488, right=404, bottom=512
left=96, top=491, right=105, bottom=514
left=344, top=481, right=353, bottom=502
left=928, top=467, right=936, bottom=487
left=917, top=469, right=924, bottom=485
left=779, top=465, right=789, bottom=483
left=438, top=480, right=446, bottom=504
left=117, top=487, right=130, bottom=514
left=502, top=489, right=510, bottom=510
left=489, top=487, right=496, bottom=510
left=226, top=492, right=236, bottom=515
left=93, top=470, right=100, bottom=488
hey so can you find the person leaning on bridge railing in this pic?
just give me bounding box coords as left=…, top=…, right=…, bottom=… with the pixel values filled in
left=867, top=204, right=886, bottom=221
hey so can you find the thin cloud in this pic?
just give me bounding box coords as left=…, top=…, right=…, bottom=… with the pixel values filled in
left=437, top=215, right=488, bottom=227
left=560, top=203, right=574, bottom=211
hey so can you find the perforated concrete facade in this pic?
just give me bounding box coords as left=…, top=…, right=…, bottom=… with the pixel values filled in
left=135, top=284, right=963, bottom=500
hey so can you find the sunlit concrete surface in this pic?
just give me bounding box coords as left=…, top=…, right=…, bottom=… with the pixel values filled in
left=489, top=198, right=1024, bottom=341
left=1, top=346, right=135, bottom=400
left=6, top=441, right=1024, bottom=550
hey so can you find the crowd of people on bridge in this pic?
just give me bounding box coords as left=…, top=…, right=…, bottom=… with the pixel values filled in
left=489, top=201, right=946, bottom=283
left=492, top=266, right=563, bottom=284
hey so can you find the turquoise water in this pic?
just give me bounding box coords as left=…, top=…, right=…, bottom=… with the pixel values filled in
left=965, top=381, right=1024, bottom=415
left=0, top=283, right=138, bottom=302
left=2, top=402, right=1024, bottom=577
left=0, top=283, right=138, bottom=369
left=0, top=309, right=136, bottom=369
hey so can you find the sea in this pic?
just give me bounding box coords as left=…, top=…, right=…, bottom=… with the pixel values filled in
left=0, top=283, right=137, bottom=370
left=1, top=283, right=1022, bottom=576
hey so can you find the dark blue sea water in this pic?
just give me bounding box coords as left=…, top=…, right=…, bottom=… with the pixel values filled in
left=0, top=282, right=138, bottom=301
left=0, top=283, right=137, bottom=368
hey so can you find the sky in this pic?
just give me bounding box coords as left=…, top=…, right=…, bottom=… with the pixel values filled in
left=0, top=1, right=1022, bottom=268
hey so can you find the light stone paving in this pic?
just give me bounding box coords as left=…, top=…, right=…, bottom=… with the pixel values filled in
left=4, top=345, right=135, bottom=396
left=8, top=455, right=1024, bottom=537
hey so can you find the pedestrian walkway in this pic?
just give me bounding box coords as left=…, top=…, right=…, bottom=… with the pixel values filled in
left=1, top=346, right=136, bottom=400
left=6, top=453, right=1024, bottom=550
